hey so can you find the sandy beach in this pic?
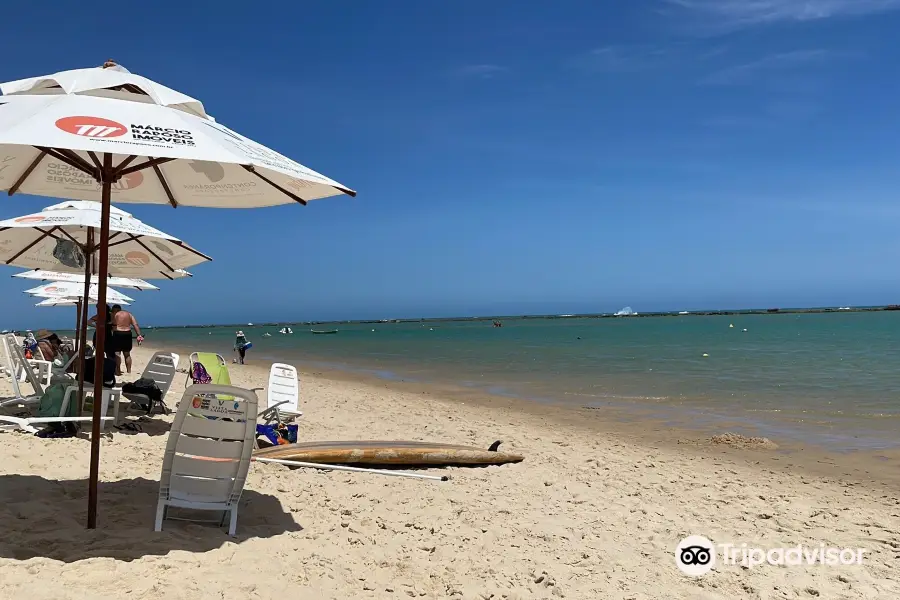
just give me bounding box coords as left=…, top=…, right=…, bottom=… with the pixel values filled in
left=1, top=342, right=898, bottom=600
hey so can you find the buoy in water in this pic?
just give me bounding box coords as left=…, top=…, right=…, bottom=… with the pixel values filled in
left=743, top=328, right=748, bottom=332
left=702, top=353, right=709, bottom=357
left=729, top=324, right=734, bottom=328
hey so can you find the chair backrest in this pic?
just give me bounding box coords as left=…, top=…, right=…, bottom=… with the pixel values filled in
left=1, top=336, right=24, bottom=398
left=267, top=363, right=300, bottom=414
left=159, top=384, right=258, bottom=507
left=4, top=334, right=43, bottom=396
left=142, top=352, right=179, bottom=396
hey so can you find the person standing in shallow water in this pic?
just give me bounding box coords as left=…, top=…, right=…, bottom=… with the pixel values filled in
left=234, top=330, right=248, bottom=365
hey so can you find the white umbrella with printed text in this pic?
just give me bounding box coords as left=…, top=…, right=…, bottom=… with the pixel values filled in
left=25, top=281, right=135, bottom=304
left=36, top=296, right=129, bottom=307
left=14, top=269, right=161, bottom=290
left=0, top=70, right=355, bottom=529
left=0, top=201, right=210, bottom=278
left=1, top=61, right=210, bottom=120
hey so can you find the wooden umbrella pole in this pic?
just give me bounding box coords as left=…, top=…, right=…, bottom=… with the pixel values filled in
left=76, top=229, right=92, bottom=414
left=87, top=155, right=113, bottom=529
left=74, top=299, right=81, bottom=354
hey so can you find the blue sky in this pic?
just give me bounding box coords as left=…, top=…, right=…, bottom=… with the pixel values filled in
left=2, top=0, right=900, bottom=328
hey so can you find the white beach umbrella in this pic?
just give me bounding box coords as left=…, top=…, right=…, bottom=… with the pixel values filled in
left=1, top=62, right=210, bottom=120
left=0, top=94, right=353, bottom=206
left=14, top=269, right=159, bottom=290
left=0, top=201, right=210, bottom=278
left=0, top=67, right=354, bottom=529
left=35, top=297, right=130, bottom=307
left=25, top=281, right=135, bottom=304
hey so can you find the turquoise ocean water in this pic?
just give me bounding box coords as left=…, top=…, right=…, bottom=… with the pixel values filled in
left=143, top=312, right=900, bottom=451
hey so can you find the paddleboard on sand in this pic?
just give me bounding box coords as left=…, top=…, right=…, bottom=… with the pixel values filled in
left=253, top=440, right=524, bottom=466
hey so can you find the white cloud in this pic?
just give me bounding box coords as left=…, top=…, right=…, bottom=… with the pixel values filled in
left=701, top=49, right=831, bottom=85
left=665, top=0, right=900, bottom=28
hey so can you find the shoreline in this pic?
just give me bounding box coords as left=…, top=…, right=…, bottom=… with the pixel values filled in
left=146, top=340, right=900, bottom=491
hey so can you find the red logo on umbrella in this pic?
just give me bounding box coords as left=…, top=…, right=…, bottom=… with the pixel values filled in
left=14, top=216, right=45, bottom=223
left=56, top=116, right=127, bottom=139
left=45, top=286, right=58, bottom=292
left=125, top=251, right=150, bottom=266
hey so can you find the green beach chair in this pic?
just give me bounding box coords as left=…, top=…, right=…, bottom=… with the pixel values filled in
left=187, top=352, right=233, bottom=404
left=189, top=352, right=231, bottom=386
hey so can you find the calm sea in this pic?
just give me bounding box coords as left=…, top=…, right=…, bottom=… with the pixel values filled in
left=142, top=312, right=900, bottom=451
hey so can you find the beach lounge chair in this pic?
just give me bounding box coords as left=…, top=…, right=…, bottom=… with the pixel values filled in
left=0, top=334, right=44, bottom=408
left=155, top=384, right=258, bottom=536
left=122, top=351, right=180, bottom=416
left=2, top=334, right=51, bottom=389
left=259, top=363, right=302, bottom=425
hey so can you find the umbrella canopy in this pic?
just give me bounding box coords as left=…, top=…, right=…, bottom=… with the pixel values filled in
left=36, top=296, right=130, bottom=307
left=14, top=269, right=159, bottom=290
left=25, top=281, right=135, bottom=304
left=0, top=93, right=354, bottom=206
left=0, top=62, right=210, bottom=120
left=0, top=201, right=210, bottom=277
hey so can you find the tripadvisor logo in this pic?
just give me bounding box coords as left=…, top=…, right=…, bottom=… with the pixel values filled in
left=131, top=124, right=195, bottom=146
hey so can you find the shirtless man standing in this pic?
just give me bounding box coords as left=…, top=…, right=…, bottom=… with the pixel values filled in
left=110, top=304, right=142, bottom=375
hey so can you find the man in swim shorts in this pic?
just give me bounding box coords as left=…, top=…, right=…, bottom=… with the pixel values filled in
left=111, top=304, right=142, bottom=375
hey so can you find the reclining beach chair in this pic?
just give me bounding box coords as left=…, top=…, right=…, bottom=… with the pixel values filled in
left=3, top=334, right=51, bottom=389
left=155, top=384, right=258, bottom=536
left=122, top=352, right=180, bottom=416
left=258, top=363, right=302, bottom=425
left=0, top=335, right=44, bottom=408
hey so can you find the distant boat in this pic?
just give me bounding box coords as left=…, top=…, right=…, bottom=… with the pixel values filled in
left=678, top=311, right=689, bottom=315
left=263, top=333, right=272, bottom=337
left=248, top=322, right=254, bottom=326
left=615, top=306, right=637, bottom=316
left=838, top=307, right=851, bottom=311
left=279, top=327, right=294, bottom=334
left=311, top=329, right=338, bottom=335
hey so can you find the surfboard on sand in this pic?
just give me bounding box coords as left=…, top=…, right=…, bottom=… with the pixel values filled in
left=253, top=440, right=524, bottom=466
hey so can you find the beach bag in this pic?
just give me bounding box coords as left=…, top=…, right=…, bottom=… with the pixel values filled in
left=191, top=361, right=212, bottom=385
left=122, top=378, right=163, bottom=413
left=256, top=422, right=298, bottom=446
left=52, top=238, right=86, bottom=269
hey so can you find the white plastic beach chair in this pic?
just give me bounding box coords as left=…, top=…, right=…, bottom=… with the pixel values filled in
left=0, top=335, right=43, bottom=408
left=122, top=351, right=180, bottom=415
left=260, top=363, right=302, bottom=424
left=155, top=384, right=258, bottom=536
left=2, top=334, right=51, bottom=389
